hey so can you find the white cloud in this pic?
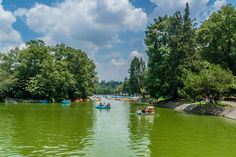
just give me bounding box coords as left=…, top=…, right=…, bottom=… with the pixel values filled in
left=16, top=0, right=147, bottom=53
left=150, top=0, right=226, bottom=20
left=0, top=2, right=23, bottom=52
left=14, top=8, right=28, bottom=16
left=98, top=57, right=129, bottom=81
left=211, top=0, right=227, bottom=12
left=129, top=50, right=143, bottom=59
left=18, top=43, right=26, bottom=50
left=110, top=58, right=128, bottom=67
left=102, top=49, right=147, bottom=80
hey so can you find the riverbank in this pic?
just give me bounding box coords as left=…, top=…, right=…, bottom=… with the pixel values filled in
left=156, top=100, right=236, bottom=120
left=3, top=98, right=91, bottom=103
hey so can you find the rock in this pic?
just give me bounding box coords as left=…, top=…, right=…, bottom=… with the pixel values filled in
left=157, top=100, right=236, bottom=120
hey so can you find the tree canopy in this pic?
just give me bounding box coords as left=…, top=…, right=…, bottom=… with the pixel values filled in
left=144, top=3, right=236, bottom=102
left=95, top=80, right=122, bottom=95
left=128, top=57, right=146, bottom=96
left=0, top=40, right=96, bottom=101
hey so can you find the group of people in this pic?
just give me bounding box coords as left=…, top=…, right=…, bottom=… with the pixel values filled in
left=137, top=104, right=155, bottom=114
left=99, top=102, right=111, bottom=107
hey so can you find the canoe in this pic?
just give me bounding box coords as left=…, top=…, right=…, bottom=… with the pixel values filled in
left=61, top=100, right=71, bottom=105
left=39, top=100, right=48, bottom=104
left=96, top=105, right=111, bottom=109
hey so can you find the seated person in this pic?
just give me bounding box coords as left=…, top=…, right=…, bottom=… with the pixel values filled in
left=142, top=107, right=147, bottom=113
left=146, top=108, right=152, bottom=113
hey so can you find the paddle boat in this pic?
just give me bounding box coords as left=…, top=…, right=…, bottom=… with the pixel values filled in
left=137, top=106, right=155, bottom=115
left=39, top=99, right=48, bottom=104
left=96, top=103, right=111, bottom=109
left=61, top=100, right=71, bottom=105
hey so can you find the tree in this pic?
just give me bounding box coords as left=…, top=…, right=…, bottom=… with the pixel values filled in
left=197, top=4, right=236, bottom=74
left=145, top=3, right=198, bottom=98
left=129, top=57, right=146, bottom=96
left=95, top=80, right=122, bottom=94
left=122, top=77, right=130, bottom=95
left=179, top=64, right=235, bottom=102
left=0, top=40, right=97, bottom=101
left=53, top=44, right=96, bottom=99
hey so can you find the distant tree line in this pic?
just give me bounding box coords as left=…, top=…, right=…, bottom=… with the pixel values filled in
left=95, top=80, right=122, bottom=95
left=0, top=40, right=96, bottom=101
left=125, top=3, right=236, bottom=102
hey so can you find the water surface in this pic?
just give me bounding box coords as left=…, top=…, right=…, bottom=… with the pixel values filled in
left=1, top=100, right=236, bottom=156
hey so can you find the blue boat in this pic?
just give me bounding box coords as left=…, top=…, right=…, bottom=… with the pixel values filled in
left=61, top=100, right=71, bottom=105
left=96, top=105, right=111, bottom=109
left=39, top=99, right=48, bottom=104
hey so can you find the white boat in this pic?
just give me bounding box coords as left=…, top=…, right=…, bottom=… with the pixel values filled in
left=136, top=106, right=155, bottom=115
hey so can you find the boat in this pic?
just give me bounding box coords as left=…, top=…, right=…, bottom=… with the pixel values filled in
left=96, top=105, right=111, bottom=109
left=136, top=106, right=155, bottom=115
left=136, top=111, right=155, bottom=115
left=61, top=100, right=71, bottom=105
left=39, top=99, right=48, bottom=104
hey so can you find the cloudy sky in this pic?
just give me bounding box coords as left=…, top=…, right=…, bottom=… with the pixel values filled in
left=0, top=0, right=235, bottom=81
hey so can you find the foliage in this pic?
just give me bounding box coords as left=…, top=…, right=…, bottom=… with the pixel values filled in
left=144, top=3, right=236, bottom=102
left=197, top=4, right=236, bottom=74
left=122, top=77, right=130, bottom=95
left=145, top=3, right=198, bottom=98
left=0, top=40, right=96, bottom=101
left=179, top=65, right=235, bottom=102
left=128, top=57, right=146, bottom=96
left=95, top=80, right=122, bottom=95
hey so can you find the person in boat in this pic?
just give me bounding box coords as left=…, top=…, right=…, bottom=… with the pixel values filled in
left=146, top=107, right=152, bottom=113
left=106, top=103, right=110, bottom=107
left=137, top=108, right=142, bottom=114
left=142, top=107, right=147, bottom=113
left=99, top=102, right=103, bottom=106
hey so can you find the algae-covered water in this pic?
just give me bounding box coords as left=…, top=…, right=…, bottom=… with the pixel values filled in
left=1, top=100, right=236, bottom=157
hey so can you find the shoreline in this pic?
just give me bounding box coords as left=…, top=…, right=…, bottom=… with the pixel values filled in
left=156, top=100, right=236, bottom=120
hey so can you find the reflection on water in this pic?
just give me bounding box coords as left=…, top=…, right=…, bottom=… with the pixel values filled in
left=0, top=103, right=94, bottom=156
left=1, top=101, right=236, bottom=156
left=88, top=100, right=135, bottom=157
left=129, top=115, right=153, bottom=156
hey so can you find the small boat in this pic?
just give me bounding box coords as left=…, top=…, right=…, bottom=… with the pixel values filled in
left=61, top=100, right=71, bottom=105
left=136, top=111, right=155, bottom=115
left=39, top=99, right=48, bottom=104
left=96, top=105, right=111, bottom=109
left=136, top=106, right=155, bottom=115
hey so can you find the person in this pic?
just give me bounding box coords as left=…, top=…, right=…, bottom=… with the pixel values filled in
left=99, top=102, right=103, bottom=106
left=146, top=107, right=152, bottom=113
left=137, top=108, right=142, bottom=114
left=106, top=103, right=110, bottom=107
left=142, top=107, right=147, bottom=113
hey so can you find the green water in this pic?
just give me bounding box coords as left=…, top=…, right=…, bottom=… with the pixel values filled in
left=1, top=100, right=236, bottom=157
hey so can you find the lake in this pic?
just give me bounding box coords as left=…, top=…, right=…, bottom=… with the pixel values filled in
left=1, top=100, right=236, bottom=157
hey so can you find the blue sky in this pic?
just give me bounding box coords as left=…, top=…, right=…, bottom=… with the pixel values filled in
left=0, top=0, right=235, bottom=81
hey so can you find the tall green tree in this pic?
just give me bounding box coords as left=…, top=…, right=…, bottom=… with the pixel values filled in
left=145, top=3, right=198, bottom=98
left=129, top=57, right=146, bottom=96
left=197, top=4, right=236, bottom=74
left=122, top=77, right=130, bottom=95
